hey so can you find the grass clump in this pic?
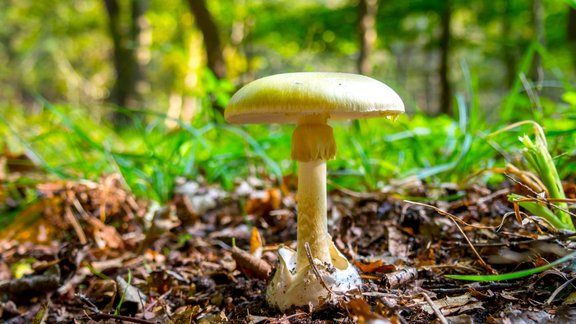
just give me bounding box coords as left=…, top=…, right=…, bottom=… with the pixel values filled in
left=492, top=121, right=574, bottom=231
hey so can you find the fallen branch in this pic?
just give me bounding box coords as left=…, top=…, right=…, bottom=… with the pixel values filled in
left=420, top=292, right=448, bottom=324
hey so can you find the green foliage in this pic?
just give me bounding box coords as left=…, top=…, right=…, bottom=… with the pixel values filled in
left=2, top=63, right=575, bottom=207
left=446, top=250, right=576, bottom=281
left=0, top=0, right=575, bottom=215
left=496, top=121, right=574, bottom=231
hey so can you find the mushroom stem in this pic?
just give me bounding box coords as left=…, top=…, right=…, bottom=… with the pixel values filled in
left=291, top=114, right=336, bottom=271
left=296, top=159, right=330, bottom=269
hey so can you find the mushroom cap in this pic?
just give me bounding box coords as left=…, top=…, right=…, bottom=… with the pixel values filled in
left=225, top=72, right=404, bottom=124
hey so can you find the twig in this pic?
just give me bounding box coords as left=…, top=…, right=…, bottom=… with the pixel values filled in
left=304, top=242, right=339, bottom=295
left=546, top=277, right=576, bottom=305
left=84, top=311, right=156, bottom=324
left=328, top=179, right=385, bottom=199
left=75, top=293, right=99, bottom=313
left=405, top=200, right=495, bottom=230
left=475, top=188, right=511, bottom=205
left=512, top=196, right=576, bottom=219
left=64, top=205, right=87, bottom=244
left=420, top=292, right=448, bottom=324
left=504, top=168, right=547, bottom=198
left=405, top=200, right=494, bottom=273
left=76, top=292, right=154, bottom=324
left=362, top=291, right=406, bottom=298
left=454, top=232, right=576, bottom=248
left=396, top=311, right=410, bottom=324
left=426, top=282, right=521, bottom=294
left=495, top=212, right=517, bottom=232
left=383, top=267, right=418, bottom=288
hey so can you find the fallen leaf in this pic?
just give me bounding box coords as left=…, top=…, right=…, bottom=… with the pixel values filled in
left=387, top=226, right=409, bottom=258
left=245, top=188, right=281, bottom=217
left=231, top=246, right=271, bottom=279
left=32, top=304, right=48, bottom=324
left=250, top=227, right=264, bottom=256
left=0, top=265, right=60, bottom=302
left=353, top=259, right=396, bottom=274
left=344, top=298, right=385, bottom=322
left=420, top=292, right=480, bottom=316
left=116, top=275, right=147, bottom=315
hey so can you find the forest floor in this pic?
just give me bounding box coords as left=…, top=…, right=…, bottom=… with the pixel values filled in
left=2, top=172, right=576, bottom=323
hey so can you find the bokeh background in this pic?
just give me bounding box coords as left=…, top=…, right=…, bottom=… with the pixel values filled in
left=1, top=0, right=575, bottom=204
left=2, top=0, right=574, bottom=115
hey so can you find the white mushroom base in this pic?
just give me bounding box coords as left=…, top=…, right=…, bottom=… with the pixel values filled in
left=266, top=243, right=361, bottom=311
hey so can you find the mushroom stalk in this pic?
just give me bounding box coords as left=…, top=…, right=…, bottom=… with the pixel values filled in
left=291, top=114, right=336, bottom=270
left=265, top=115, right=360, bottom=310
left=296, top=160, right=330, bottom=269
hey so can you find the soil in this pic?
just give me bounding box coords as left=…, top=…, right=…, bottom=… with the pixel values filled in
left=1, top=174, right=576, bottom=323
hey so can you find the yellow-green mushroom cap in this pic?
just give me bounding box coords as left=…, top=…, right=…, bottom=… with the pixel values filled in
left=225, top=72, right=405, bottom=124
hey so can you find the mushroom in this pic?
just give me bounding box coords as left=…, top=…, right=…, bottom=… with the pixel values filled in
left=225, top=72, right=404, bottom=310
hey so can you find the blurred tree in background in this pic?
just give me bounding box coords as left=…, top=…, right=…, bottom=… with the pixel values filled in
left=0, top=0, right=574, bottom=120
left=102, top=0, right=150, bottom=125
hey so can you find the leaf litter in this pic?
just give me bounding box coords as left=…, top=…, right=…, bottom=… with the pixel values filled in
left=1, top=167, right=576, bottom=323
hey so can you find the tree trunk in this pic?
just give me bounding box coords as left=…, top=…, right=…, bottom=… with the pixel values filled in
left=102, top=0, right=149, bottom=126
left=568, top=7, right=576, bottom=73
left=357, top=0, right=378, bottom=75
left=438, top=0, right=452, bottom=116
left=131, top=0, right=150, bottom=98
left=187, top=0, right=227, bottom=79
left=502, top=0, right=516, bottom=87
left=531, top=0, right=545, bottom=83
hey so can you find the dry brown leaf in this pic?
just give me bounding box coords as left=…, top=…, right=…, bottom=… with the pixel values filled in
left=0, top=265, right=60, bottom=302
left=420, top=292, right=482, bottom=316
left=353, top=259, right=396, bottom=274
left=344, top=298, right=385, bottom=323
left=387, top=226, right=409, bottom=258
left=245, top=188, right=281, bottom=217
left=84, top=279, right=117, bottom=312
left=250, top=227, right=264, bottom=256
left=231, top=246, right=271, bottom=280
left=171, top=305, right=202, bottom=323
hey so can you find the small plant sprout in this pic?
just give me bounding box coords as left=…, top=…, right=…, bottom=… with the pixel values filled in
left=225, top=72, right=404, bottom=310
left=491, top=121, right=575, bottom=231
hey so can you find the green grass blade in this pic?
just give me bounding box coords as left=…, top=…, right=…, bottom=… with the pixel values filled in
left=114, top=270, right=132, bottom=315
left=446, top=251, right=576, bottom=281
left=508, top=194, right=571, bottom=230
left=348, top=136, right=375, bottom=190
left=215, top=125, right=283, bottom=181
left=0, top=114, right=69, bottom=178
